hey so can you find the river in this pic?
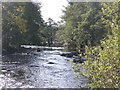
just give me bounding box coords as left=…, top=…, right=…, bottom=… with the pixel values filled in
left=0, top=50, right=88, bottom=88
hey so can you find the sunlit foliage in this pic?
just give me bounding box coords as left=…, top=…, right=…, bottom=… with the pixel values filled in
left=72, top=2, right=120, bottom=88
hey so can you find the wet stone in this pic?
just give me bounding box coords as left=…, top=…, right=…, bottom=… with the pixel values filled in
left=47, top=62, right=55, bottom=64
left=28, top=65, right=39, bottom=67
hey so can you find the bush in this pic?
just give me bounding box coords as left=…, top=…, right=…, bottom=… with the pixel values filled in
left=72, top=2, right=120, bottom=88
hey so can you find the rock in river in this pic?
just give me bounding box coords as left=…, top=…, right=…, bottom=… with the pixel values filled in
left=29, top=64, right=39, bottom=67
left=60, top=52, right=73, bottom=58
left=73, top=56, right=86, bottom=63
left=47, top=62, right=55, bottom=64
left=37, top=49, right=41, bottom=52
left=60, top=51, right=79, bottom=58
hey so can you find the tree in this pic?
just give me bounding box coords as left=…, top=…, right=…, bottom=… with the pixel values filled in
left=2, top=2, right=28, bottom=54
left=2, top=2, right=46, bottom=54
left=73, top=2, right=120, bottom=88
left=57, top=2, right=108, bottom=52
left=40, top=18, right=58, bottom=46
left=23, top=2, right=44, bottom=45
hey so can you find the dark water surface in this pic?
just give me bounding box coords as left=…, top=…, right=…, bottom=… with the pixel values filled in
left=0, top=50, right=87, bottom=88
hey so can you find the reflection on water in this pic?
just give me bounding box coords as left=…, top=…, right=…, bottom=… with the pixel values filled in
left=1, top=50, right=88, bottom=88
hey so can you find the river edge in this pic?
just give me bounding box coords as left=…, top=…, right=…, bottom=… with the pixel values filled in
left=1, top=50, right=88, bottom=88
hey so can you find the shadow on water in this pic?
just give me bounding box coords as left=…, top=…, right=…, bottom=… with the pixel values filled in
left=1, top=49, right=88, bottom=88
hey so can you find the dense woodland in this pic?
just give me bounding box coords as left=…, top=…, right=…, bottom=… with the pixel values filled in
left=2, top=2, right=58, bottom=54
left=2, top=1, right=120, bottom=88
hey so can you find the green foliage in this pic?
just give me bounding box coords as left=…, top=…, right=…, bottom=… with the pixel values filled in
left=57, top=2, right=108, bottom=52
left=2, top=2, right=59, bottom=54
left=73, top=2, right=120, bottom=88
left=23, top=2, right=45, bottom=45
left=14, top=16, right=28, bottom=33
left=2, top=2, right=28, bottom=53
left=44, top=18, right=58, bottom=46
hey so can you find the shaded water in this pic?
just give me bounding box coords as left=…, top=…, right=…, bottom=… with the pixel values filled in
left=0, top=50, right=88, bottom=88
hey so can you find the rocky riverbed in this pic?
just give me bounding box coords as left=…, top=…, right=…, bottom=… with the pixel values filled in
left=0, top=50, right=88, bottom=88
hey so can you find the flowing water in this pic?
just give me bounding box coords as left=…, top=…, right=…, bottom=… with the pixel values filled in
left=0, top=50, right=88, bottom=88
